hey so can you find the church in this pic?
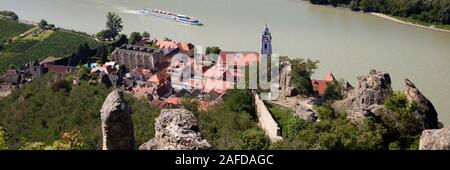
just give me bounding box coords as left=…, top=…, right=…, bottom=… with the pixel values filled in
left=261, top=25, right=272, bottom=57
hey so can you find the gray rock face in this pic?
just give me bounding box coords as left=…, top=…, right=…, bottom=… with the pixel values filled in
left=334, top=70, right=393, bottom=123
left=419, top=127, right=450, bottom=150
left=101, top=90, right=135, bottom=150
left=404, top=79, right=439, bottom=129
left=294, top=98, right=318, bottom=122
left=139, top=109, right=211, bottom=150
left=278, top=61, right=297, bottom=99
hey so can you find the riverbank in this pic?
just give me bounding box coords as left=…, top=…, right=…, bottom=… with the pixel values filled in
left=368, top=12, right=450, bottom=33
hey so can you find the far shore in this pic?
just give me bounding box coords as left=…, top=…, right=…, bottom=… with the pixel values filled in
left=368, top=12, right=450, bottom=33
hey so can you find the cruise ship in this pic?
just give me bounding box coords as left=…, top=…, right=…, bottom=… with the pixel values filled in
left=139, top=8, right=203, bottom=26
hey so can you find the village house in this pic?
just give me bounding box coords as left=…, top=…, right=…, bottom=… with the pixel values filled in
left=2, top=69, right=24, bottom=85
left=111, top=44, right=178, bottom=72
left=312, top=73, right=336, bottom=97
left=154, top=39, right=195, bottom=57
left=43, top=64, right=78, bottom=74
left=217, top=51, right=260, bottom=83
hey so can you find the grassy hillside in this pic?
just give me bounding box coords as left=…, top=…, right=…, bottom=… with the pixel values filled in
left=0, top=19, right=33, bottom=43
left=0, top=30, right=102, bottom=73
left=0, top=73, right=160, bottom=149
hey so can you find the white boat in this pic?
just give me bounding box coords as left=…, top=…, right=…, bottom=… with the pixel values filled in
left=139, top=8, right=203, bottom=26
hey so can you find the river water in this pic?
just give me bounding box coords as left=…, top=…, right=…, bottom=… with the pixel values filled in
left=1, top=0, right=450, bottom=124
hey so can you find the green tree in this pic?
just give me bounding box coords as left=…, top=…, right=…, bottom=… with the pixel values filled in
left=289, top=58, right=319, bottom=95
left=105, top=12, right=123, bottom=40
left=38, top=19, right=48, bottom=29
left=0, top=126, right=7, bottom=150
left=96, top=45, right=108, bottom=64
left=0, top=10, right=19, bottom=21
left=96, top=29, right=114, bottom=41
left=129, top=32, right=143, bottom=45
left=77, top=66, right=89, bottom=80
left=381, top=91, right=421, bottom=149
left=233, top=128, right=269, bottom=150
left=205, top=46, right=221, bottom=55
left=324, top=79, right=344, bottom=101
left=224, top=89, right=254, bottom=114
left=142, top=31, right=150, bottom=38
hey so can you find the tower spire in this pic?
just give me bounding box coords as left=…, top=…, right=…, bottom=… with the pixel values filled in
left=261, top=25, right=272, bottom=57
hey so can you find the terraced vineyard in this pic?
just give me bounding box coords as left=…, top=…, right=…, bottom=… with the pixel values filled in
left=0, top=19, right=33, bottom=43
left=0, top=29, right=103, bottom=73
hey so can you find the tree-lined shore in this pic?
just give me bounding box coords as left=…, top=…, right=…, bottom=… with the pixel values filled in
left=307, top=0, right=450, bottom=32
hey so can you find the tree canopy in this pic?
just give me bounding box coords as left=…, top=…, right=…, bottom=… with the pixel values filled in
left=129, top=32, right=143, bottom=45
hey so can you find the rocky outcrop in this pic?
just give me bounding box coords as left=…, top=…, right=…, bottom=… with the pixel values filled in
left=98, top=72, right=112, bottom=88
left=278, top=61, right=297, bottom=99
left=419, top=127, right=450, bottom=150
left=139, top=109, right=211, bottom=150
left=404, top=79, right=439, bottom=129
left=101, top=90, right=135, bottom=150
left=334, top=70, right=392, bottom=123
left=294, top=98, right=318, bottom=122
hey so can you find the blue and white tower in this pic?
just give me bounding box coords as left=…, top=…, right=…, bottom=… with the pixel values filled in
left=261, top=25, right=272, bottom=57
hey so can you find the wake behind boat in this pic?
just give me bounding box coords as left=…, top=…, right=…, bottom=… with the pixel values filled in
left=139, top=8, right=203, bottom=26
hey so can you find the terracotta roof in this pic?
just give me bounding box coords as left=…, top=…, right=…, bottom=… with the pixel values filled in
left=312, top=80, right=330, bottom=96
left=198, top=100, right=211, bottom=111
left=44, top=64, right=76, bottom=74
left=132, top=86, right=154, bottom=99
left=177, top=42, right=191, bottom=52
left=150, top=99, right=168, bottom=109
left=165, top=96, right=182, bottom=105
left=203, top=66, right=228, bottom=79
left=155, top=40, right=178, bottom=49
left=148, top=71, right=171, bottom=83
left=324, top=73, right=335, bottom=82
left=203, top=79, right=231, bottom=93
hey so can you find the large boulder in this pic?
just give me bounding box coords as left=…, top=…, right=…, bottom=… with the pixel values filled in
left=294, top=98, right=318, bottom=122
left=100, top=90, right=135, bottom=150
left=139, top=109, right=211, bottom=150
left=278, top=61, right=297, bottom=99
left=404, top=79, right=439, bottom=129
left=334, top=70, right=392, bottom=123
left=419, top=127, right=450, bottom=150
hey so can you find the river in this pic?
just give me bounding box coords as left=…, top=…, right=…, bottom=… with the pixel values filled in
left=1, top=0, right=450, bottom=124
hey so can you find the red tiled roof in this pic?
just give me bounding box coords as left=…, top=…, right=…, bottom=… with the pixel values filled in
left=150, top=99, right=168, bottom=109
left=155, top=40, right=178, bottom=49
left=198, top=100, right=211, bottom=111
left=44, top=64, right=76, bottom=74
left=203, top=66, right=228, bottom=79
left=177, top=42, right=190, bottom=52
left=148, top=71, right=171, bottom=83
left=166, top=96, right=182, bottom=105
left=203, top=79, right=231, bottom=93
left=218, top=51, right=260, bottom=66
left=324, top=73, right=335, bottom=82
left=312, top=80, right=330, bottom=96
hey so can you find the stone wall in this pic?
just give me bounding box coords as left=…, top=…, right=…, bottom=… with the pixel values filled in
left=111, top=45, right=165, bottom=71
left=254, top=93, right=282, bottom=143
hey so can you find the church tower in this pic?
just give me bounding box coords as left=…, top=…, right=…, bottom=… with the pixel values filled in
left=261, top=25, right=272, bottom=57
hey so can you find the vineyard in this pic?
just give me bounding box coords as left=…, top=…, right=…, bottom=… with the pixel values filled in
left=0, top=30, right=103, bottom=73
left=0, top=19, right=33, bottom=43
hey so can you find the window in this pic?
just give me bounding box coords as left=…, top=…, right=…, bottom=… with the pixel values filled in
left=264, top=44, right=267, bottom=49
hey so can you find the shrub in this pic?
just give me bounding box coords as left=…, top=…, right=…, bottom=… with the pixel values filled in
left=233, top=128, right=269, bottom=150
left=0, top=126, right=7, bottom=150
left=51, top=79, right=69, bottom=92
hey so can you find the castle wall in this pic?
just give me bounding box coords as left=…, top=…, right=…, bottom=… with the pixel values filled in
left=254, top=93, right=283, bottom=143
